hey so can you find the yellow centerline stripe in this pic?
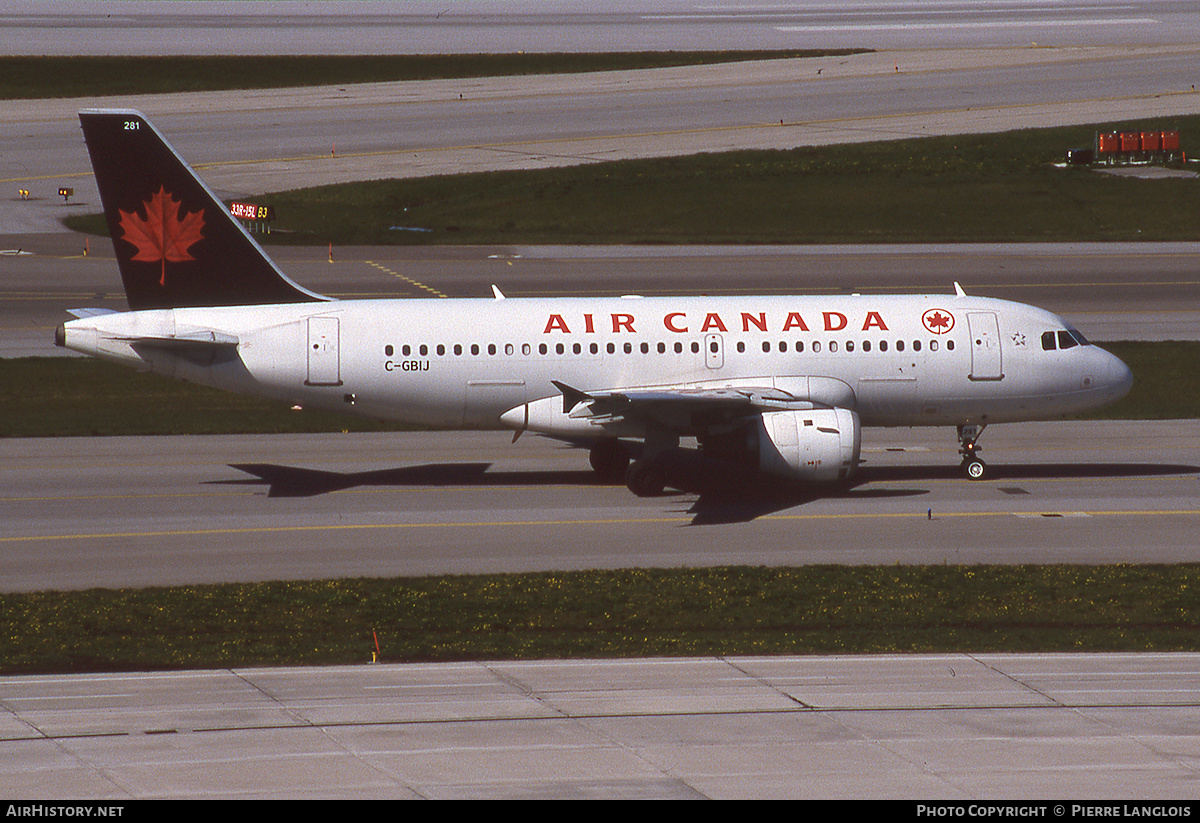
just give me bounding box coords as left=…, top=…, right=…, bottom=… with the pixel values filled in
left=5, top=509, right=1200, bottom=544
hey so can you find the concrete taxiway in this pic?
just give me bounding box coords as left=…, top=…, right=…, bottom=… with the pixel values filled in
left=4, top=654, right=1200, bottom=799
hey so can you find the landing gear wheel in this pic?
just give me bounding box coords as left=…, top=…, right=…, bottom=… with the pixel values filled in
left=625, top=460, right=666, bottom=497
left=957, top=423, right=988, bottom=481
left=962, top=457, right=987, bottom=480
left=589, top=440, right=630, bottom=484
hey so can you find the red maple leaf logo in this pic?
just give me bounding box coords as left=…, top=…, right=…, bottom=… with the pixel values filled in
left=922, top=309, right=954, bottom=334
left=118, top=186, right=205, bottom=286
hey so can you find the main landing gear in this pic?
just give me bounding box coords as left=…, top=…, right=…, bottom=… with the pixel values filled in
left=958, top=424, right=987, bottom=480
left=624, top=459, right=667, bottom=498
left=589, top=431, right=676, bottom=497
left=588, top=439, right=630, bottom=484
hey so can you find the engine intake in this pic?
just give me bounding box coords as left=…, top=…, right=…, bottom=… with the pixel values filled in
left=755, top=408, right=861, bottom=482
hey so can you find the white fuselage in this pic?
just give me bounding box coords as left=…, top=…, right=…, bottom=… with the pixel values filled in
left=60, top=292, right=1133, bottom=439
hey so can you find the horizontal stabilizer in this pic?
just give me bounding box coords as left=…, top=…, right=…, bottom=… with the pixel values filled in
left=122, top=329, right=241, bottom=365
left=124, top=330, right=240, bottom=349
left=67, top=307, right=119, bottom=319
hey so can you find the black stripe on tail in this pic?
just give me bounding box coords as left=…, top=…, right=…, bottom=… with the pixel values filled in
left=79, top=109, right=328, bottom=310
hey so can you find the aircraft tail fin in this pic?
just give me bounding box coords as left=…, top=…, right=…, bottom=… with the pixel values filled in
left=78, top=109, right=328, bottom=310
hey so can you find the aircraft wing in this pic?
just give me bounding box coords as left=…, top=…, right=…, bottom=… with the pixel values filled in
left=553, top=380, right=811, bottom=418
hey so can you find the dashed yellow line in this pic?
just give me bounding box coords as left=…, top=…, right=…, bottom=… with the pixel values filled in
left=365, top=259, right=447, bottom=298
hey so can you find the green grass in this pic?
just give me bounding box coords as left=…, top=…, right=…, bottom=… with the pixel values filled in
left=2, top=342, right=1196, bottom=439
left=68, top=116, right=1199, bottom=245
left=1078, top=342, right=1200, bottom=420
left=274, top=122, right=1196, bottom=245
left=0, top=357, right=410, bottom=438
left=0, top=52, right=867, bottom=100
left=4, top=565, right=1199, bottom=674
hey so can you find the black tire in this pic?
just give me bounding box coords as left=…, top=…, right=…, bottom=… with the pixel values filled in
left=625, top=460, right=666, bottom=497
left=589, top=440, right=630, bottom=483
left=962, top=458, right=987, bottom=480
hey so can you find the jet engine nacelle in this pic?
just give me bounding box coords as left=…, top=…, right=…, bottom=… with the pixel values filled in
left=755, top=408, right=861, bottom=482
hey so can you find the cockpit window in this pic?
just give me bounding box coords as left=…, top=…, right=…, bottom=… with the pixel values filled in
left=1044, top=328, right=1091, bottom=351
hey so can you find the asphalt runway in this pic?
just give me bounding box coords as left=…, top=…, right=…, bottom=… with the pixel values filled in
left=4, top=420, right=1198, bottom=593
left=6, top=0, right=1200, bottom=54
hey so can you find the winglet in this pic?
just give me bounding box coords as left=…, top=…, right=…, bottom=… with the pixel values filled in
left=954, top=281, right=967, bottom=297
left=551, top=380, right=594, bottom=414
left=491, top=284, right=506, bottom=300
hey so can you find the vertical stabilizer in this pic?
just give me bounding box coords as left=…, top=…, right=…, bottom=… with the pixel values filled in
left=78, top=109, right=328, bottom=310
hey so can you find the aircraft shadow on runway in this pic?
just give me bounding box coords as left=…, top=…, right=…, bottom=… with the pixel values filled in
left=217, top=459, right=1197, bottom=525
left=679, top=462, right=1200, bottom=524
left=220, top=461, right=596, bottom=497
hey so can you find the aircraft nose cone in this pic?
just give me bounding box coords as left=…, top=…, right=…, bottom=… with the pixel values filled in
left=1102, top=349, right=1133, bottom=402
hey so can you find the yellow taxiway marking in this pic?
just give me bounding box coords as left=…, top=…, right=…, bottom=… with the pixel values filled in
left=364, top=260, right=447, bottom=298
left=5, top=509, right=1200, bottom=544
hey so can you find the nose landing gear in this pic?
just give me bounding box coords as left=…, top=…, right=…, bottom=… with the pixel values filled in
left=958, top=424, right=987, bottom=480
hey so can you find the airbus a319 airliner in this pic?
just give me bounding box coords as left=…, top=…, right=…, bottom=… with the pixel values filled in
left=58, top=109, right=1133, bottom=496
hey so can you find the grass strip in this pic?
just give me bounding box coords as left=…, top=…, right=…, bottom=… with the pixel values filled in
left=262, top=122, right=1200, bottom=245
left=0, top=52, right=866, bottom=100
left=2, top=342, right=1195, bottom=439
left=68, top=117, right=1200, bottom=245
left=0, top=356, right=409, bottom=438
left=65, top=117, right=1200, bottom=244
left=3, top=564, right=1200, bottom=674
